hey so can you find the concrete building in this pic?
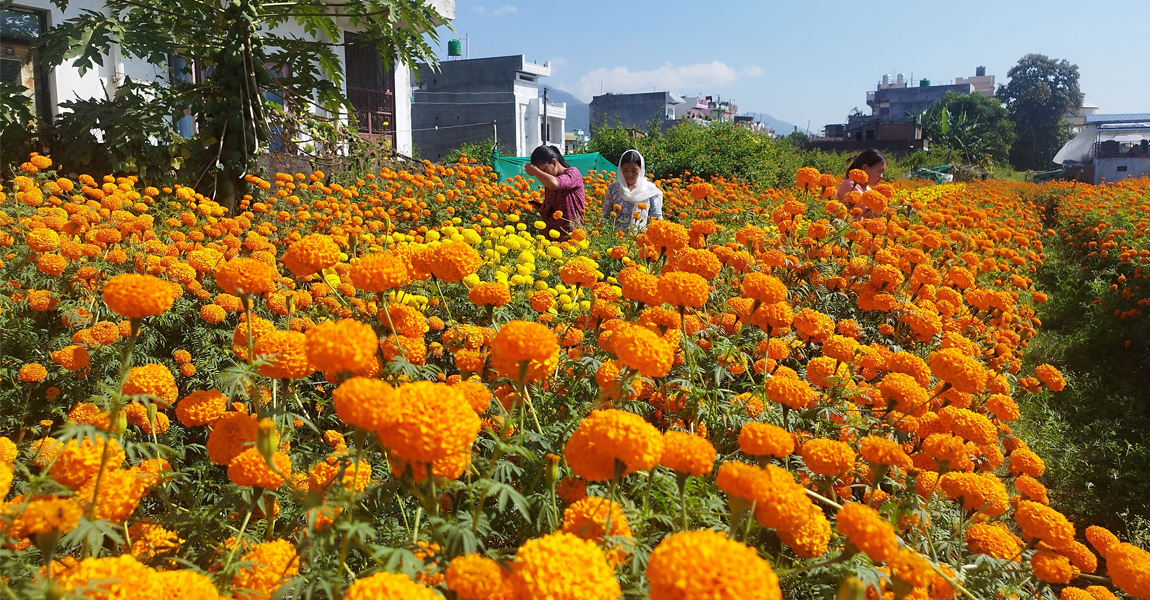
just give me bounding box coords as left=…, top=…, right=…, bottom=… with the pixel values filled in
left=1054, top=114, right=1150, bottom=184
left=867, top=81, right=974, bottom=122
left=589, top=91, right=683, bottom=134
left=1066, top=102, right=1101, bottom=132
left=0, top=0, right=453, bottom=156
left=955, top=66, right=995, bottom=98
left=411, top=55, right=565, bottom=161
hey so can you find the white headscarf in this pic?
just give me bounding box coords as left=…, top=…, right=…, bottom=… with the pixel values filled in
left=614, top=150, right=658, bottom=205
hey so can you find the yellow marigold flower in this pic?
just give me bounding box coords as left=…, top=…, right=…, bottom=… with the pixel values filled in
left=609, top=322, right=673, bottom=378
left=1, top=436, right=16, bottom=466
left=122, top=363, right=178, bottom=407
left=282, top=234, right=339, bottom=277
left=764, top=375, right=814, bottom=410
left=50, top=436, right=124, bottom=489
left=333, top=376, right=398, bottom=430
left=228, top=447, right=291, bottom=489
left=19, top=362, right=47, bottom=382
left=215, top=257, right=277, bottom=296
left=836, top=502, right=898, bottom=562
left=232, top=539, right=300, bottom=600
left=1032, top=548, right=1076, bottom=584
left=876, top=372, right=930, bottom=416
left=253, top=330, right=315, bottom=379
left=657, top=271, right=708, bottom=308
left=341, top=571, right=440, bottom=600
left=800, top=438, right=855, bottom=477
left=858, top=436, right=911, bottom=469
left=175, top=389, right=228, bottom=427
left=1014, top=500, right=1075, bottom=548
left=430, top=240, right=482, bottom=283
left=0, top=463, right=11, bottom=499
left=468, top=281, right=511, bottom=308
left=1034, top=363, right=1067, bottom=392
left=564, top=409, right=663, bottom=481
left=206, top=410, right=258, bottom=465
left=125, top=522, right=182, bottom=560
left=55, top=555, right=163, bottom=600
left=1106, top=542, right=1150, bottom=598
left=738, top=422, right=794, bottom=458
left=445, top=554, right=512, bottom=600
left=647, top=529, right=781, bottom=600
left=385, top=381, right=481, bottom=464
left=986, top=393, right=1020, bottom=422
left=304, top=318, right=378, bottom=374
left=659, top=430, right=716, bottom=476
left=509, top=532, right=621, bottom=600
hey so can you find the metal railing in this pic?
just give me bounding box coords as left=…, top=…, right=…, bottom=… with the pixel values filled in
left=347, top=86, right=396, bottom=142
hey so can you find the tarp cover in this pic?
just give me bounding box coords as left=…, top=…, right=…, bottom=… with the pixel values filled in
left=493, top=153, right=617, bottom=189
left=1054, top=125, right=1150, bottom=165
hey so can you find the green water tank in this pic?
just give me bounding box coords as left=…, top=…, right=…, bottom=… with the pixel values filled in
left=920, top=78, right=930, bottom=87
left=448, top=39, right=462, bottom=57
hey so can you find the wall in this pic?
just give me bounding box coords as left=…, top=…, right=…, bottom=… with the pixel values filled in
left=873, top=84, right=974, bottom=121
left=1095, top=158, right=1150, bottom=185
left=589, top=91, right=672, bottom=133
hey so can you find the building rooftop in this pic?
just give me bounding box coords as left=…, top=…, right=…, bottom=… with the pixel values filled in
left=1085, top=113, right=1150, bottom=125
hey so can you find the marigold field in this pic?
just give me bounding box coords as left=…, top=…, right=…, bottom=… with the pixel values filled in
left=1, top=154, right=1149, bottom=600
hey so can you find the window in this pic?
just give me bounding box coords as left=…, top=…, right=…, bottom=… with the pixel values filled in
left=344, top=31, right=396, bottom=143
left=865, top=129, right=875, bottom=141
left=1117, top=166, right=1128, bottom=172
left=1, top=7, right=50, bottom=120
left=168, top=54, right=196, bottom=137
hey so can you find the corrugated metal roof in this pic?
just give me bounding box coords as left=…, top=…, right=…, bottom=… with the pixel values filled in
left=1085, top=113, right=1150, bottom=124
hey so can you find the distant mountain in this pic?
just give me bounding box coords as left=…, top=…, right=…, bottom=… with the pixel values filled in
left=739, top=112, right=808, bottom=136
left=543, top=88, right=589, bottom=133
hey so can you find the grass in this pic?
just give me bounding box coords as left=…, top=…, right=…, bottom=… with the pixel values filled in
left=1015, top=232, right=1150, bottom=542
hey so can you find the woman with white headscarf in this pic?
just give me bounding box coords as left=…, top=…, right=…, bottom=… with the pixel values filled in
left=603, top=149, right=663, bottom=231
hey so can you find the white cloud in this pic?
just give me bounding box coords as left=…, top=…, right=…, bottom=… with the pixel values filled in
left=549, top=57, right=568, bottom=70
left=568, top=61, right=763, bottom=102
left=471, top=5, right=486, bottom=13
left=492, top=5, right=517, bottom=15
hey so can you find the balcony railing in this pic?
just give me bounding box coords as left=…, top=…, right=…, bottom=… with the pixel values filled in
left=347, top=86, right=396, bottom=142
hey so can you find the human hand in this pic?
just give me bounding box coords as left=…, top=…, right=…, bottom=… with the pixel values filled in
left=524, top=164, right=542, bottom=177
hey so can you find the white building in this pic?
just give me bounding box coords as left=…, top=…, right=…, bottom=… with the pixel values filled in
left=0, top=0, right=454, bottom=156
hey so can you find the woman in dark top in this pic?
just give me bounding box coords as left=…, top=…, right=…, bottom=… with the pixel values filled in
left=523, top=145, right=586, bottom=240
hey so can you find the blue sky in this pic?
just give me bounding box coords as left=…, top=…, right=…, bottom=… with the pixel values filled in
left=433, top=0, right=1150, bottom=133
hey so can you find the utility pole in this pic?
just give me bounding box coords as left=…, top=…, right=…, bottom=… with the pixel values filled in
left=542, top=87, right=548, bottom=145
left=492, top=120, right=498, bottom=147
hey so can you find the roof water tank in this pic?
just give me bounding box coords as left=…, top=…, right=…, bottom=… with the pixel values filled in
left=448, top=39, right=462, bottom=57
left=976, top=66, right=986, bottom=77
left=920, top=78, right=930, bottom=87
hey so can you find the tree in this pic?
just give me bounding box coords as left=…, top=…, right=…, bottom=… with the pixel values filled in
left=919, top=91, right=1015, bottom=166
left=33, top=0, right=445, bottom=204
left=996, top=54, right=1082, bottom=171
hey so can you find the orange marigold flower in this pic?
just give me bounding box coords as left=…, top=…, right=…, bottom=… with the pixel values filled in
left=764, top=375, right=814, bottom=410
left=609, top=322, right=673, bottom=378
left=1085, top=525, right=1119, bottom=555
left=1014, top=500, right=1075, bottom=548
left=445, top=554, right=512, bottom=600
left=647, top=529, right=781, bottom=600
left=200, top=304, right=227, bottom=323
left=1106, top=542, right=1150, bottom=598
left=938, top=472, right=1009, bottom=515
left=430, top=240, right=482, bottom=282
left=282, top=234, right=339, bottom=277
left=228, top=447, right=291, bottom=489
left=122, top=363, right=178, bottom=407
left=383, top=381, right=481, bottom=464
left=564, top=409, right=663, bottom=481
left=1059, top=541, right=1098, bottom=574
left=333, top=376, right=397, bottom=430
left=51, top=344, right=90, bottom=371
left=215, top=257, right=277, bottom=296
left=349, top=252, right=410, bottom=292
left=986, top=394, right=1020, bottom=421
left=800, top=438, right=855, bottom=477
left=205, top=410, right=258, bottom=465
left=889, top=547, right=933, bottom=588
left=657, top=271, right=708, bottom=308
left=305, top=319, right=378, bottom=374
left=37, top=253, right=67, bottom=276
left=12, top=497, right=82, bottom=536
left=454, top=378, right=492, bottom=413
left=232, top=539, right=300, bottom=600
left=19, top=363, right=47, bottom=382
left=490, top=320, right=559, bottom=383
left=1032, top=548, right=1076, bottom=584
left=659, top=430, right=716, bottom=476
left=342, top=571, right=440, bottom=600
left=561, top=496, right=633, bottom=556
left=55, top=555, right=163, bottom=600
left=1034, top=363, right=1067, bottom=392
left=559, top=257, right=601, bottom=287
left=1007, top=447, right=1046, bottom=478
left=49, top=436, right=124, bottom=489
left=793, top=308, right=835, bottom=343
left=929, top=348, right=988, bottom=394
left=253, top=330, right=315, bottom=379
left=509, top=532, right=621, bottom=600
left=716, top=461, right=771, bottom=503
left=965, top=522, right=1021, bottom=560
left=175, top=390, right=228, bottom=427
left=836, top=502, right=898, bottom=562
left=468, top=281, right=511, bottom=307
left=738, top=422, right=794, bottom=458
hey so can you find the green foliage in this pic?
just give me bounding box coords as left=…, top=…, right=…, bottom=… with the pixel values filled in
left=443, top=137, right=497, bottom=168
left=589, top=120, right=841, bottom=187
left=919, top=91, right=1015, bottom=166
left=996, top=54, right=1083, bottom=171
left=0, top=83, right=39, bottom=177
